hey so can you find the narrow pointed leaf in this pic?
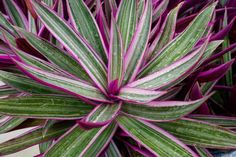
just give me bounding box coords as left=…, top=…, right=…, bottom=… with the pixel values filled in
left=108, top=19, right=123, bottom=88
left=155, top=118, right=236, bottom=149
left=0, top=70, right=59, bottom=94
left=152, top=0, right=169, bottom=22
left=44, top=123, right=117, bottom=157
left=139, top=3, right=216, bottom=77
left=3, top=0, right=28, bottom=29
left=67, top=0, right=107, bottom=62
left=0, top=12, right=19, bottom=36
left=104, top=140, right=122, bottom=157
left=81, top=103, right=121, bottom=127
left=15, top=60, right=109, bottom=102
left=116, top=0, right=136, bottom=51
left=0, top=95, right=93, bottom=119
left=149, top=3, right=182, bottom=58
left=118, top=87, right=166, bottom=103
left=0, top=117, right=26, bottom=134
left=0, top=122, right=73, bottom=156
left=129, top=40, right=207, bottom=90
left=123, top=0, right=152, bottom=84
left=31, top=0, right=108, bottom=93
left=0, top=86, right=19, bottom=96
left=117, top=116, right=197, bottom=157
left=195, top=147, right=213, bottom=157
left=16, top=28, right=91, bottom=81
left=121, top=95, right=211, bottom=121
left=189, top=115, right=236, bottom=127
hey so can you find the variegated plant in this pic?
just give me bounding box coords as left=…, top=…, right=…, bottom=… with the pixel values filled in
left=0, top=0, right=235, bottom=157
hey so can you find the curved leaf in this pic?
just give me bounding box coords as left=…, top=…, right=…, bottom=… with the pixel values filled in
left=44, top=123, right=117, bottom=157
left=117, top=116, right=197, bottom=157
left=104, top=140, right=122, bottom=157
left=0, top=117, right=26, bottom=134
left=0, top=95, right=93, bottom=119
left=67, top=0, right=107, bottom=62
left=155, top=118, right=236, bottom=149
left=121, top=95, right=211, bottom=121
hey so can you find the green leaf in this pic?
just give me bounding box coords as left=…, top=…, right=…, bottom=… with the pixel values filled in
left=0, top=70, right=59, bottom=94
left=0, top=12, right=19, bottom=36
left=108, top=19, right=123, bottom=87
left=3, top=0, right=28, bottom=29
left=155, top=118, right=236, bottom=149
left=15, top=61, right=109, bottom=102
left=0, top=95, right=93, bottom=119
left=149, top=3, right=182, bottom=58
left=117, top=0, right=136, bottom=51
left=117, top=116, right=197, bottom=157
left=123, top=0, right=152, bottom=84
left=121, top=95, right=211, bottom=121
left=44, top=123, right=117, bottom=157
left=139, top=2, right=216, bottom=77
left=0, top=122, right=73, bottom=156
left=152, top=0, right=169, bottom=22
left=0, top=117, right=26, bottom=134
left=0, top=86, right=19, bottom=96
left=31, top=0, right=107, bottom=93
left=67, top=0, right=107, bottom=62
left=39, top=140, right=53, bottom=153
left=104, top=140, right=122, bottom=157
left=195, top=147, right=213, bottom=157
left=16, top=28, right=91, bottom=81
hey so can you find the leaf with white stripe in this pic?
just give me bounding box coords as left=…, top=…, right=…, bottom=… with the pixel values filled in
left=118, top=87, right=166, bottom=103
left=0, top=117, right=26, bottom=134
left=121, top=95, right=211, bottom=121
left=44, top=123, right=117, bottom=157
left=123, top=0, right=152, bottom=84
left=67, top=0, right=107, bottom=62
left=31, top=0, right=107, bottom=93
left=155, top=118, right=236, bottom=149
left=139, top=2, right=216, bottom=77
left=15, top=60, right=109, bottom=102
left=116, top=0, right=136, bottom=51
left=117, top=116, right=197, bottom=157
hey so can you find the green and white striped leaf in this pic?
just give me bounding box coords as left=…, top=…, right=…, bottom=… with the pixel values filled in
left=155, top=118, right=236, bottom=149
left=0, top=117, right=26, bottom=134
left=0, top=95, right=93, bottom=119
left=0, top=86, right=19, bottom=96
left=149, top=3, right=182, bottom=58
left=67, top=0, right=107, bottom=62
left=195, top=147, right=213, bottom=157
left=152, top=0, right=169, bottom=22
left=84, top=103, right=121, bottom=125
left=31, top=0, right=108, bottom=93
left=0, top=122, right=73, bottom=156
left=123, top=0, right=152, bottom=84
left=44, top=122, right=117, bottom=157
left=117, top=116, right=197, bottom=157
left=0, top=70, right=59, bottom=94
left=121, top=95, right=211, bottom=121
left=15, top=60, right=109, bottom=102
left=3, top=0, right=28, bottom=29
left=104, top=140, right=122, bottom=157
left=116, top=0, right=136, bottom=51
left=139, top=2, right=216, bottom=77
left=16, top=28, right=91, bottom=81
left=0, top=12, right=19, bottom=36
left=108, top=18, right=123, bottom=87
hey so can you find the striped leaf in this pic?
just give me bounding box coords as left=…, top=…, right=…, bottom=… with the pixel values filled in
left=189, top=115, right=236, bottom=127
left=118, top=87, right=166, bottom=103
left=15, top=28, right=91, bottom=81
left=44, top=123, right=117, bottom=157
left=0, top=122, right=73, bottom=156
left=0, top=86, right=19, bottom=96
left=104, top=140, right=122, bottom=157
left=155, top=118, right=236, bottom=149
left=195, top=147, right=213, bottom=157
left=117, top=116, right=197, bottom=157
left=139, top=2, right=216, bottom=77
left=121, top=95, right=211, bottom=121
left=3, top=0, right=28, bottom=29
left=152, top=0, right=169, bottom=22
left=0, top=95, right=93, bottom=119
left=149, top=3, right=182, bottom=58
left=123, top=0, right=152, bottom=84
left=82, top=103, right=121, bottom=127
left=0, top=70, right=59, bottom=94
left=0, top=117, right=26, bottom=134
left=0, top=12, right=19, bottom=36
left=67, top=0, right=107, bottom=62
left=129, top=39, right=208, bottom=90
left=15, top=60, right=109, bottom=102
left=31, top=0, right=108, bottom=93
left=108, top=18, right=123, bottom=89
left=116, top=0, right=137, bottom=51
